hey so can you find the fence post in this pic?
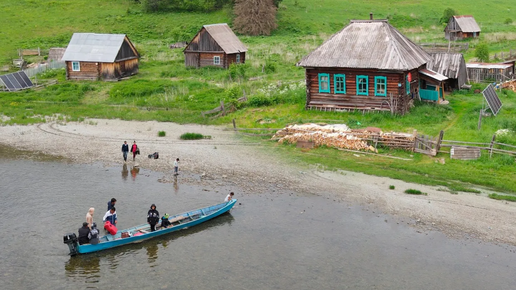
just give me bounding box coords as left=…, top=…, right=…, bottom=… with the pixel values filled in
left=489, top=134, right=496, bottom=158
left=435, top=130, right=444, bottom=152
left=232, top=118, right=236, bottom=131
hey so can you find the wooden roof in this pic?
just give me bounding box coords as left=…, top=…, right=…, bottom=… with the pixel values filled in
left=427, top=53, right=465, bottom=79
left=298, top=20, right=431, bottom=70
left=187, top=23, right=247, bottom=54
left=451, top=16, right=481, bottom=33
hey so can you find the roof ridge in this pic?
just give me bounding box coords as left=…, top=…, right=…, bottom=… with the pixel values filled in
left=384, top=23, right=410, bottom=69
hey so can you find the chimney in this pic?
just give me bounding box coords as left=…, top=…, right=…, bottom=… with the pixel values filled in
left=370, top=12, right=373, bottom=20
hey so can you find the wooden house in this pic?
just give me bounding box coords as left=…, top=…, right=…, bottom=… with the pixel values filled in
left=61, top=33, right=139, bottom=81
left=427, top=53, right=468, bottom=90
left=297, top=18, right=447, bottom=114
left=466, top=62, right=514, bottom=83
left=444, top=16, right=481, bottom=41
left=184, top=23, right=247, bottom=69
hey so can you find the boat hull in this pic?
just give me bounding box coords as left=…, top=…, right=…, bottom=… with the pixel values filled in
left=72, top=199, right=236, bottom=255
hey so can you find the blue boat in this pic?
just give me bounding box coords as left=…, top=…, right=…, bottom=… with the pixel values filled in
left=64, top=199, right=237, bottom=255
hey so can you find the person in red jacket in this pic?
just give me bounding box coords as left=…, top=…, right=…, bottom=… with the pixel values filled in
left=130, top=141, right=139, bottom=161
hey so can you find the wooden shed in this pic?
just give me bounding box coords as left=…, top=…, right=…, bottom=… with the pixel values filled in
left=466, top=62, right=514, bottom=83
left=297, top=18, right=434, bottom=114
left=445, top=16, right=481, bottom=41
left=61, top=33, right=139, bottom=81
left=184, top=23, right=247, bottom=69
left=427, top=53, right=468, bottom=90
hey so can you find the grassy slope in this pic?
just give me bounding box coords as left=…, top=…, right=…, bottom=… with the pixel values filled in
left=2, top=0, right=516, bottom=193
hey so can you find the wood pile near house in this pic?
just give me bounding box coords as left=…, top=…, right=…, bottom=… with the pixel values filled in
left=501, top=80, right=516, bottom=92
left=273, top=124, right=416, bottom=152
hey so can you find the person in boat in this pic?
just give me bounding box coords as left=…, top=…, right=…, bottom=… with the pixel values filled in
left=147, top=204, right=160, bottom=232
left=103, top=207, right=118, bottom=225
left=78, top=222, right=91, bottom=245
left=107, top=198, right=117, bottom=211
left=86, top=208, right=94, bottom=229
left=224, top=192, right=234, bottom=202
left=88, top=222, right=100, bottom=245
left=160, top=213, right=172, bottom=229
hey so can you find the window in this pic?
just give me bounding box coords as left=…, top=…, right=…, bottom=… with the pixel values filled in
left=318, top=73, right=330, bottom=93
left=356, top=75, right=368, bottom=96
left=374, top=76, right=387, bottom=97
left=406, top=74, right=411, bottom=95
left=334, top=74, right=346, bottom=94
left=72, top=62, right=80, bottom=71
left=214, top=56, right=220, bottom=65
left=236, top=54, right=240, bottom=64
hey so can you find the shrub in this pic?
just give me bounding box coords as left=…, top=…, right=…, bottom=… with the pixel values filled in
left=158, top=131, right=166, bottom=137
left=440, top=8, right=458, bottom=24
left=404, top=189, right=427, bottom=195
left=475, top=43, right=490, bottom=62
left=488, top=193, right=516, bottom=202
left=180, top=132, right=204, bottom=140
left=389, top=185, right=395, bottom=190
left=504, top=18, right=513, bottom=25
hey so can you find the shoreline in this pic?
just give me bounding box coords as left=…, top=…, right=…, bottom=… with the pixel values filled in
left=1, top=118, right=515, bottom=245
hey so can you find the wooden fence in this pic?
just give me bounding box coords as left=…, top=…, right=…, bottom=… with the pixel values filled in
left=493, top=50, right=516, bottom=61
left=419, top=42, right=469, bottom=53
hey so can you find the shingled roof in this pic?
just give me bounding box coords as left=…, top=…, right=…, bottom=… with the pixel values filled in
left=62, top=33, right=137, bottom=62
left=298, top=20, right=431, bottom=70
left=451, top=16, right=481, bottom=33
left=427, top=53, right=464, bottom=79
left=203, top=24, right=247, bottom=54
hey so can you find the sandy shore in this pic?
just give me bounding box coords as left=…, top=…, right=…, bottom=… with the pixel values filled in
left=1, top=118, right=515, bottom=245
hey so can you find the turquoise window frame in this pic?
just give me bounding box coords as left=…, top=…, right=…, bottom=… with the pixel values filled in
left=374, top=76, right=387, bottom=97
left=318, top=73, right=330, bottom=93
left=334, top=74, right=346, bottom=94
left=356, top=75, right=368, bottom=96
left=406, top=75, right=410, bottom=95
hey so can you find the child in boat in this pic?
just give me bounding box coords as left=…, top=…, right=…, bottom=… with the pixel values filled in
left=161, top=213, right=172, bottom=229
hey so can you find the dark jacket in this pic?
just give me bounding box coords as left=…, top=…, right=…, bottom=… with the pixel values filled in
left=107, top=201, right=115, bottom=211
left=78, top=226, right=91, bottom=245
left=122, top=143, right=129, bottom=152
left=147, top=208, right=160, bottom=225
left=161, top=216, right=172, bottom=228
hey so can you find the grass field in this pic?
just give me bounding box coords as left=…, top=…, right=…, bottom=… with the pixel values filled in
left=2, top=0, right=516, bottom=193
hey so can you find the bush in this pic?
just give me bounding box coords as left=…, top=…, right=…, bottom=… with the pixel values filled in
left=440, top=8, right=458, bottom=24
left=389, top=185, right=395, bottom=190
left=404, top=189, right=427, bottom=195
left=504, top=18, right=513, bottom=25
left=475, top=43, right=490, bottom=62
left=180, top=132, right=204, bottom=140
left=488, top=193, right=516, bottom=202
left=158, top=131, right=166, bottom=137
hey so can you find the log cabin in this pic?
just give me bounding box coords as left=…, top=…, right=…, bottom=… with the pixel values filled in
left=444, top=16, right=481, bottom=41
left=184, top=23, right=247, bottom=69
left=61, top=33, right=139, bottom=81
left=297, top=17, right=447, bottom=114
left=427, top=53, right=468, bottom=91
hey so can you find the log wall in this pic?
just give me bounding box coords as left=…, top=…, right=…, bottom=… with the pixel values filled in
left=66, top=59, right=138, bottom=81
left=66, top=61, right=99, bottom=80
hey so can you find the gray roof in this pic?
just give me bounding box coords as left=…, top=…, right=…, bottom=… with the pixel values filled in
left=298, top=20, right=431, bottom=70
left=453, top=16, right=481, bottom=33
left=427, top=53, right=464, bottom=79
left=62, top=33, right=129, bottom=62
left=203, top=24, right=247, bottom=54
left=419, top=68, right=448, bottom=82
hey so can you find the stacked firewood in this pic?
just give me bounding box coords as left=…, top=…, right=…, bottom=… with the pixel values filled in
left=273, top=124, right=416, bottom=152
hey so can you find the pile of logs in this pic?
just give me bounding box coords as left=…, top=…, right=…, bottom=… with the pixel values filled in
left=273, top=124, right=416, bottom=152
left=501, top=80, right=516, bottom=92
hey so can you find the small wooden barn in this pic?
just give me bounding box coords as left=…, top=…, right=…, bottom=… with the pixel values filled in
left=427, top=53, right=468, bottom=90
left=466, top=62, right=514, bottom=83
left=61, top=33, right=139, bottom=81
left=445, top=16, right=481, bottom=41
left=297, top=18, right=438, bottom=114
left=184, top=23, right=247, bottom=69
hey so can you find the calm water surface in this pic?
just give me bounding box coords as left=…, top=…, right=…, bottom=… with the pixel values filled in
left=0, top=148, right=515, bottom=289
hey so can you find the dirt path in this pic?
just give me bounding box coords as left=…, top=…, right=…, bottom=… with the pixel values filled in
left=1, top=118, right=515, bottom=245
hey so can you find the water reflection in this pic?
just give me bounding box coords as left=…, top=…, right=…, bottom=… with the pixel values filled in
left=65, top=255, right=100, bottom=283
left=173, top=175, right=179, bottom=193
left=131, top=166, right=140, bottom=181
left=121, top=164, right=128, bottom=181
left=146, top=243, right=158, bottom=264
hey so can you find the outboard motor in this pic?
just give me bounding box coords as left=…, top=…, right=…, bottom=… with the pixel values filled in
left=63, top=233, right=79, bottom=256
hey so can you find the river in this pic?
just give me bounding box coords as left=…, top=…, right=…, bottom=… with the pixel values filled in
left=0, top=145, right=514, bottom=289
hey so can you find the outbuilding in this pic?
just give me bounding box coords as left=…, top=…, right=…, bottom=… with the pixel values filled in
left=61, top=33, right=140, bottom=81
left=444, top=16, right=481, bottom=41
left=297, top=18, right=436, bottom=114
left=427, top=53, right=468, bottom=90
left=184, top=23, right=247, bottom=69
left=466, top=62, right=514, bottom=83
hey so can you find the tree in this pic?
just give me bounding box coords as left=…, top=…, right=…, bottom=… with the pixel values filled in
left=475, top=43, right=489, bottom=62
left=233, top=0, right=278, bottom=36
left=440, top=8, right=458, bottom=24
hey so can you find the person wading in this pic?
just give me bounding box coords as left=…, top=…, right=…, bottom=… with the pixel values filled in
left=86, top=208, right=94, bottom=229
left=131, top=141, right=139, bottom=162
left=121, top=141, right=129, bottom=162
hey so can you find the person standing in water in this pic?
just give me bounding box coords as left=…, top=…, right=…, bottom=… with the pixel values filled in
left=131, top=141, right=138, bottom=162
left=121, top=141, right=129, bottom=162
left=173, top=158, right=179, bottom=175
left=86, top=208, right=94, bottom=229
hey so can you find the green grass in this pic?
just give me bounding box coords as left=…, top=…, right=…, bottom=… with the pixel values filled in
left=488, top=193, right=516, bottom=202
left=404, top=189, right=427, bottom=195
left=180, top=133, right=204, bottom=140
left=158, top=131, right=166, bottom=137
left=389, top=185, right=395, bottom=190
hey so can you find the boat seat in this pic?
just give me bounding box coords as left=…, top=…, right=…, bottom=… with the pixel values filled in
left=106, top=235, right=115, bottom=241
left=169, top=216, right=187, bottom=223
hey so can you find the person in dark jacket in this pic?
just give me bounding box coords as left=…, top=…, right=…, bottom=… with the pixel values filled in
left=161, top=213, right=172, bottom=229
left=107, top=198, right=117, bottom=211
left=78, top=222, right=91, bottom=245
left=88, top=222, right=100, bottom=245
left=147, top=204, right=160, bottom=232
left=121, top=141, right=129, bottom=162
